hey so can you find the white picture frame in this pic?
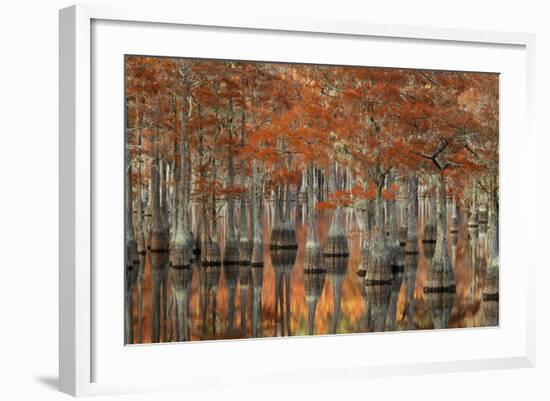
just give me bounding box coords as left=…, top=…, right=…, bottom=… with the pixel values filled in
left=59, top=3, right=536, bottom=397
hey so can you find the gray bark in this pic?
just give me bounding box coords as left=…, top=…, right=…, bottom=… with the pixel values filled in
left=404, top=176, right=419, bottom=330
left=423, top=174, right=456, bottom=329
left=148, top=99, right=170, bottom=343
left=124, top=142, right=138, bottom=344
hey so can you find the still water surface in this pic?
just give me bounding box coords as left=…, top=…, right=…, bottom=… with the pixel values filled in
left=133, top=204, right=492, bottom=343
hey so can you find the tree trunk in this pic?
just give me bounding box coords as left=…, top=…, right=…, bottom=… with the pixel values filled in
left=386, top=174, right=404, bottom=331
left=303, top=163, right=325, bottom=336
left=423, top=174, right=456, bottom=329
left=250, top=160, right=264, bottom=338
left=133, top=103, right=147, bottom=343
left=148, top=114, right=170, bottom=343
left=481, top=175, right=499, bottom=326
left=404, top=176, right=419, bottom=330
left=124, top=119, right=139, bottom=344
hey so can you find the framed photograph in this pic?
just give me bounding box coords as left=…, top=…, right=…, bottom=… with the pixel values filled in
left=59, top=4, right=536, bottom=397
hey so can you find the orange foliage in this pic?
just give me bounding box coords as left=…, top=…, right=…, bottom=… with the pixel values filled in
left=125, top=56, right=498, bottom=205
left=316, top=201, right=337, bottom=211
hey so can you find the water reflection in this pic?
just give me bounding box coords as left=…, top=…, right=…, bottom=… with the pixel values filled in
left=202, top=237, right=221, bottom=338
left=170, top=266, right=192, bottom=341
left=364, top=224, right=392, bottom=333
left=326, top=254, right=348, bottom=334
left=271, top=248, right=297, bottom=336
left=304, top=261, right=326, bottom=335
left=131, top=196, right=499, bottom=343
left=238, top=231, right=252, bottom=337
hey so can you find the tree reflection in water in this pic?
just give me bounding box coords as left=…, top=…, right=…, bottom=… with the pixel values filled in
left=130, top=197, right=499, bottom=342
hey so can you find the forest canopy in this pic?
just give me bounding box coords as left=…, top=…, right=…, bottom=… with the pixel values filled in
left=125, top=56, right=498, bottom=209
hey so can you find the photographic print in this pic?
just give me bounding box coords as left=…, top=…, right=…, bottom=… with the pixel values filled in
left=124, top=56, right=499, bottom=344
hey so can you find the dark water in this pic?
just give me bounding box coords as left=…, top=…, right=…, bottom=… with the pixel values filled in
left=132, top=199, right=495, bottom=343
